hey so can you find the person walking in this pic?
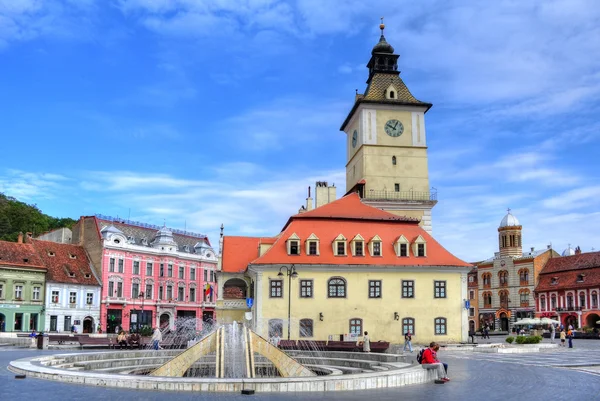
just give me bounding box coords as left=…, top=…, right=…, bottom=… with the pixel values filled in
left=559, top=328, right=566, bottom=347
left=403, top=331, right=413, bottom=352
left=151, top=327, right=162, bottom=350
left=422, top=342, right=450, bottom=382
left=550, top=324, right=556, bottom=343
left=483, top=325, right=490, bottom=340
left=567, top=327, right=574, bottom=348
left=362, top=331, right=371, bottom=352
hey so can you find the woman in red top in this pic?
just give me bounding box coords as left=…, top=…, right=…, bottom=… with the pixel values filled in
left=422, top=342, right=450, bottom=382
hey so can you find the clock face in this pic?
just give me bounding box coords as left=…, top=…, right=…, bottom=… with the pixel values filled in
left=384, top=119, right=404, bottom=137
left=352, top=130, right=358, bottom=148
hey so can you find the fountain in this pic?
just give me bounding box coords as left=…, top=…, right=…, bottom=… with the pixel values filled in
left=9, top=318, right=441, bottom=393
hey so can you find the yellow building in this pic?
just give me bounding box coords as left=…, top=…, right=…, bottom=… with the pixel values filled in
left=340, top=23, right=436, bottom=233
left=220, top=194, right=471, bottom=345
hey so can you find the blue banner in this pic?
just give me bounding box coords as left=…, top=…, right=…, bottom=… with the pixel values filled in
left=246, top=298, right=253, bottom=308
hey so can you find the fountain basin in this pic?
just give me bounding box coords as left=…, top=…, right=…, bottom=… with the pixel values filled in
left=9, top=350, right=440, bottom=392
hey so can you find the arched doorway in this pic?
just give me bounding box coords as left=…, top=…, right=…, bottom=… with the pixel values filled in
left=83, top=316, right=94, bottom=333
left=585, top=313, right=600, bottom=329
left=223, top=278, right=248, bottom=299
left=564, top=314, right=578, bottom=329
left=0, top=313, right=5, bottom=332
left=500, top=313, right=509, bottom=331
left=159, top=313, right=170, bottom=329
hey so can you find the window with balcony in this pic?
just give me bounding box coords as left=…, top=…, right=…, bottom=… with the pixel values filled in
left=189, top=287, right=196, bottom=302
left=116, top=282, right=123, bottom=297
left=579, top=293, right=586, bottom=308
left=328, top=277, right=346, bottom=298
left=402, top=280, right=414, bottom=298
left=551, top=295, right=557, bottom=309
left=369, top=280, right=381, bottom=298
left=108, top=281, right=114, bottom=297
left=166, top=285, right=173, bottom=300
left=567, top=294, right=574, bottom=308
left=270, top=280, right=283, bottom=298
left=434, top=317, right=447, bottom=335
left=178, top=286, right=185, bottom=301
left=592, top=292, right=598, bottom=308
left=158, top=285, right=163, bottom=300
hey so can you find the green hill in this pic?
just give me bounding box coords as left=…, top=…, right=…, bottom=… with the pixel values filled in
left=0, top=193, right=76, bottom=242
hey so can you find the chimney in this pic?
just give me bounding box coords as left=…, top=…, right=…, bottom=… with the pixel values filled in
left=17, top=232, right=23, bottom=244
left=306, top=186, right=313, bottom=211
left=25, top=232, right=32, bottom=243
left=575, top=246, right=582, bottom=255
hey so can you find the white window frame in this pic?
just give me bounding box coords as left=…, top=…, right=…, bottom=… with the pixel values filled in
left=287, top=233, right=301, bottom=255
left=69, top=291, right=77, bottom=304
left=394, top=235, right=410, bottom=257
left=333, top=234, right=347, bottom=256
left=369, top=235, right=383, bottom=256
left=305, top=233, right=320, bottom=255
left=32, top=286, right=40, bottom=301
left=51, top=290, right=59, bottom=303
left=351, top=234, right=365, bottom=256
left=86, top=293, right=93, bottom=305
left=412, top=235, right=427, bottom=257
left=14, top=285, right=23, bottom=299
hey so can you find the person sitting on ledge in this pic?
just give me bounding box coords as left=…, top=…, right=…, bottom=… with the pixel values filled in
left=117, top=330, right=128, bottom=349
left=128, top=332, right=141, bottom=348
left=422, top=342, right=450, bottom=382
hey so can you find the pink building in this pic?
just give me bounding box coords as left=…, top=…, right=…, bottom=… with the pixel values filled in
left=72, top=216, right=218, bottom=333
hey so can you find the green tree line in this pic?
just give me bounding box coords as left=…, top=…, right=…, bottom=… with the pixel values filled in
left=0, top=193, right=76, bottom=242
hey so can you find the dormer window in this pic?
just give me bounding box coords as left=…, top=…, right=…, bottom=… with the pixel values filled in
left=351, top=234, right=365, bottom=256
left=286, top=233, right=301, bottom=255
left=333, top=234, right=347, bottom=256
left=114, top=239, right=120, bottom=244
left=577, top=274, right=585, bottom=282
left=369, top=235, right=383, bottom=256
left=141, top=238, right=148, bottom=246
left=395, top=235, right=410, bottom=257
left=84, top=274, right=91, bottom=279
left=69, top=254, right=77, bottom=259
left=305, top=233, right=320, bottom=256
left=23, top=258, right=29, bottom=263
left=385, top=84, right=398, bottom=100
left=68, top=272, right=75, bottom=278
left=389, top=90, right=395, bottom=99
left=551, top=277, right=559, bottom=285
left=48, top=251, right=55, bottom=257
left=412, top=235, right=427, bottom=257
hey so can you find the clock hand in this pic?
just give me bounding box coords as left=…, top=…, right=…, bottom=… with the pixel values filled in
left=394, top=122, right=399, bottom=130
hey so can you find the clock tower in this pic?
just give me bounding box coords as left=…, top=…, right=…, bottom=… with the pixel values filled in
left=340, top=21, right=437, bottom=233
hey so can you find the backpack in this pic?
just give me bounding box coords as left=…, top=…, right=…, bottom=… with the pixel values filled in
left=416, top=348, right=425, bottom=364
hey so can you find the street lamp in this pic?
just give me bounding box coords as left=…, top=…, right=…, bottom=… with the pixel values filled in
left=277, top=265, right=298, bottom=340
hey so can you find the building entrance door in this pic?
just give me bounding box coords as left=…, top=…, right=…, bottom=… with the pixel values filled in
left=83, top=317, right=94, bottom=333
left=500, top=313, right=509, bottom=331
left=0, top=313, right=5, bottom=332
left=50, top=316, right=57, bottom=332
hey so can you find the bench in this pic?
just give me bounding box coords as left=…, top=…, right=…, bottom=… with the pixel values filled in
left=298, top=340, right=327, bottom=351
left=278, top=340, right=297, bottom=350
left=370, top=341, right=390, bottom=353
left=78, top=336, right=114, bottom=349
left=326, top=341, right=360, bottom=352
left=48, top=335, right=78, bottom=344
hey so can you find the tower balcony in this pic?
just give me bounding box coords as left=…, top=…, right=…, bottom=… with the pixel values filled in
left=363, top=190, right=437, bottom=202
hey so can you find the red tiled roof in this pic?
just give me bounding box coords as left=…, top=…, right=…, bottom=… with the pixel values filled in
left=251, top=218, right=470, bottom=267
left=31, top=240, right=100, bottom=286
left=539, top=251, right=600, bottom=274
left=0, top=240, right=45, bottom=269
left=288, top=193, right=419, bottom=225
left=536, top=251, right=600, bottom=292
left=221, top=236, right=277, bottom=273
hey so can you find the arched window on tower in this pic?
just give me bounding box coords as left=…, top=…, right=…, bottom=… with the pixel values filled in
left=392, top=156, right=396, bottom=165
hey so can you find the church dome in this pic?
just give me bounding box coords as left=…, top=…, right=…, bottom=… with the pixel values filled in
left=372, top=35, right=394, bottom=55
left=562, top=246, right=575, bottom=256
left=499, top=211, right=520, bottom=228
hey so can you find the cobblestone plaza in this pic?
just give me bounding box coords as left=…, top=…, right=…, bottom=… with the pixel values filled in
left=2, top=340, right=599, bottom=401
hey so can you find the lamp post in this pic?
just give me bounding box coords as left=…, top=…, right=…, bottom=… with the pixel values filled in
left=277, top=265, right=298, bottom=340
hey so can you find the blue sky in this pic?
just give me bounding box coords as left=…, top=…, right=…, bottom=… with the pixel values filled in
left=1, top=0, right=599, bottom=261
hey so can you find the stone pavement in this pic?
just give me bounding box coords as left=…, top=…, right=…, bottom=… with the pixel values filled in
left=1, top=345, right=600, bottom=401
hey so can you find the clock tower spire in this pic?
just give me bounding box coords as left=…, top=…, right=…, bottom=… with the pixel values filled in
left=340, top=21, right=437, bottom=233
